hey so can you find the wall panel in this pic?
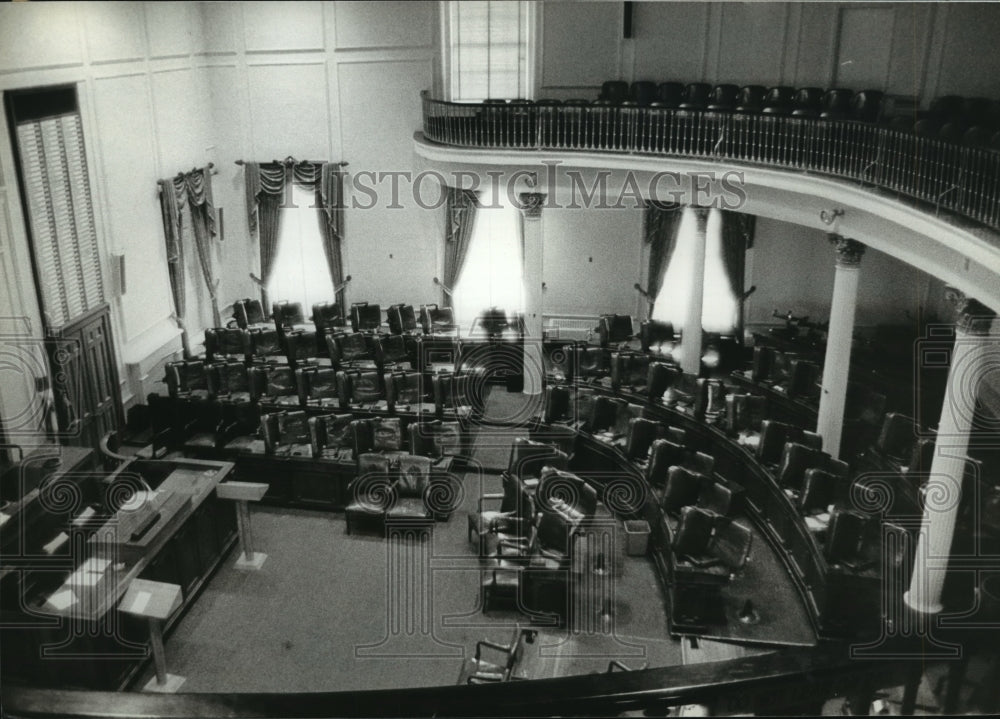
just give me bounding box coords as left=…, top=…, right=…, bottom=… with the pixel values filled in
left=146, top=2, right=199, bottom=58
left=542, top=1, right=620, bottom=90
left=716, top=3, right=788, bottom=86
left=334, top=1, right=433, bottom=50
left=632, top=2, right=709, bottom=83
left=243, top=1, right=325, bottom=53
left=85, top=2, right=146, bottom=64
left=247, top=63, right=331, bottom=160
left=0, top=3, right=84, bottom=73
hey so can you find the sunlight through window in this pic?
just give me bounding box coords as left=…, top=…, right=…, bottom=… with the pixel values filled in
left=453, top=198, right=525, bottom=334
left=266, top=184, right=334, bottom=310
left=651, top=207, right=738, bottom=335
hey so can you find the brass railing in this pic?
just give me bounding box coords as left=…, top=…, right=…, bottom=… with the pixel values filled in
left=421, top=92, right=1000, bottom=232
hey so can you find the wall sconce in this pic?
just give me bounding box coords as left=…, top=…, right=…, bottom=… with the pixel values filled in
left=819, top=208, right=844, bottom=225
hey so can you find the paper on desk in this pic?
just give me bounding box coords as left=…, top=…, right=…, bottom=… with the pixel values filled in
left=72, top=506, right=96, bottom=525
left=81, top=558, right=111, bottom=572
left=47, top=589, right=77, bottom=610
left=130, top=590, right=152, bottom=614
left=42, top=532, right=69, bottom=555
left=120, top=490, right=158, bottom=512
left=68, top=570, right=101, bottom=587
left=0, top=512, right=9, bottom=528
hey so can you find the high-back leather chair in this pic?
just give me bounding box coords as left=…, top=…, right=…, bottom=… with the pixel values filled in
left=706, top=84, right=740, bottom=112
left=789, top=87, right=824, bottom=118
left=599, top=80, right=629, bottom=104
left=387, top=303, right=418, bottom=335
left=350, top=302, right=382, bottom=333
left=679, top=83, right=712, bottom=110
left=336, top=368, right=383, bottom=407
left=654, top=82, right=685, bottom=109
left=734, top=85, right=767, bottom=113
left=233, top=298, right=268, bottom=329
left=761, top=86, right=795, bottom=115
left=205, top=327, right=250, bottom=363
left=819, top=89, right=854, bottom=119
left=630, top=81, right=657, bottom=106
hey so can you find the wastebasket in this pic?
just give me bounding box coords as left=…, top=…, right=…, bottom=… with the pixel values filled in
left=624, top=520, right=650, bottom=556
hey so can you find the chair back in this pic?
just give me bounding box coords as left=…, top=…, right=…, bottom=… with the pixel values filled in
left=387, top=303, right=417, bottom=335
left=662, top=466, right=712, bottom=516
left=233, top=298, right=266, bottom=328
left=673, top=506, right=716, bottom=558
left=598, top=314, right=633, bottom=346
left=625, top=417, right=659, bottom=460
left=825, top=509, right=868, bottom=563
left=799, top=468, right=838, bottom=513
left=711, top=518, right=752, bottom=572
left=656, top=82, right=685, bottom=108
left=273, top=301, right=306, bottom=327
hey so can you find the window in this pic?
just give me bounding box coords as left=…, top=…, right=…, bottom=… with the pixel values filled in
left=7, top=86, right=104, bottom=329
left=266, top=184, right=333, bottom=310
left=444, top=1, right=535, bottom=101
left=651, top=207, right=739, bottom=335
left=452, top=198, right=524, bottom=333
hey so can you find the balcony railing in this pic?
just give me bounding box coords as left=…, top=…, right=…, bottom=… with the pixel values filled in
left=421, top=92, right=1000, bottom=232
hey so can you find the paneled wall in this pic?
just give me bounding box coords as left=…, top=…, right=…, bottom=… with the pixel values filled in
left=539, top=1, right=996, bottom=105
left=0, top=1, right=210, bottom=431
left=202, top=1, right=438, bottom=312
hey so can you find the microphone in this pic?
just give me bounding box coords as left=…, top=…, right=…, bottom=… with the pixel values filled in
left=433, top=277, right=453, bottom=297
left=334, top=274, right=352, bottom=295
left=741, top=285, right=757, bottom=302
left=633, top=283, right=651, bottom=299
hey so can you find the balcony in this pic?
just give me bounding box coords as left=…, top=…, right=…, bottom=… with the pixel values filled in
left=421, top=92, right=1000, bottom=233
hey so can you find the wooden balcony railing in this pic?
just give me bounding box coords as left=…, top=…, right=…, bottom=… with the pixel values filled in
left=421, top=92, right=1000, bottom=232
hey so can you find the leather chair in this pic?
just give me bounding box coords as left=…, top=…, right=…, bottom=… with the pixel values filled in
left=706, top=84, right=740, bottom=112
left=419, top=304, right=457, bottom=335
left=624, top=417, right=659, bottom=460
left=697, top=480, right=742, bottom=518
left=693, top=378, right=727, bottom=421
left=679, top=83, right=712, bottom=110
left=205, top=327, right=250, bottom=363
left=761, top=87, right=795, bottom=115
left=574, top=387, right=599, bottom=432
left=789, top=87, right=824, bottom=118
left=639, top=319, right=676, bottom=353
left=311, top=301, right=345, bottom=335
left=261, top=410, right=313, bottom=458
left=819, top=89, right=854, bottom=120
left=824, top=508, right=870, bottom=569
left=597, top=314, right=634, bottom=347
left=786, top=359, right=820, bottom=400
left=574, top=345, right=611, bottom=381
left=336, top=369, right=384, bottom=408
left=299, top=366, right=340, bottom=408
left=647, top=362, right=681, bottom=403
left=536, top=467, right=598, bottom=523
left=177, top=399, right=225, bottom=458
left=384, top=455, right=437, bottom=523
left=599, top=80, right=628, bottom=104
left=798, top=468, right=840, bottom=515
left=375, top=334, right=413, bottom=371
left=542, top=385, right=575, bottom=426
left=630, top=81, right=658, bottom=106
left=734, top=85, right=767, bottom=114
left=384, top=369, right=429, bottom=413
left=751, top=345, right=773, bottom=382
left=543, top=343, right=576, bottom=383
left=611, top=352, right=650, bottom=391
left=654, top=82, right=685, bottom=109
left=251, top=365, right=301, bottom=407
left=247, top=327, right=285, bottom=365
left=165, top=359, right=210, bottom=400
left=272, top=301, right=309, bottom=332
left=308, top=413, right=354, bottom=461
left=661, top=466, right=714, bottom=517
left=232, top=298, right=268, bottom=329
left=344, top=454, right=395, bottom=535
left=851, top=90, right=885, bottom=123
left=470, top=472, right=536, bottom=552
left=328, top=331, right=378, bottom=370
left=672, top=506, right=752, bottom=587
left=208, top=360, right=251, bottom=404
left=218, top=400, right=264, bottom=457
left=284, top=329, right=320, bottom=369
left=645, top=438, right=684, bottom=488
left=757, top=420, right=822, bottom=466
left=432, top=371, right=473, bottom=418
left=459, top=626, right=536, bottom=684
left=418, top=335, right=461, bottom=374
left=725, top=393, right=767, bottom=435
left=387, top=303, right=418, bottom=335
left=505, top=437, right=569, bottom=489
left=351, top=416, right=407, bottom=460
left=776, top=441, right=827, bottom=491
left=350, top=302, right=382, bottom=333
left=590, top=395, right=628, bottom=435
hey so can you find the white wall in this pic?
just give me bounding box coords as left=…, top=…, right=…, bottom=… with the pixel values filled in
left=0, top=1, right=211, bottom=430
left=201, top=1, right=438, bottom=311
left=539, top=1, right=998, bottom=105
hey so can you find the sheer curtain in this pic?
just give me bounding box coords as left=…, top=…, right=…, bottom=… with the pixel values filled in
left=452, top=199, right=525, bottom=333
left=651, top=207, right=739, bottom=335
left=265, top=184, right=334, bottom=310
left=448, top=1, right=532, bottom=101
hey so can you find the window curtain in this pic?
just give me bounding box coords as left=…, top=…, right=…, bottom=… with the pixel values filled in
left=719, top=211, right=756, bottom=339
left=244, top=161, right=346, bottom=308
left=157, top=178, right=189, bottom=355
left=184, top=167, right=221, bottom=328
left=443, top=188, right=480, bottom=308
left=643, top=201, right=683, bottom=319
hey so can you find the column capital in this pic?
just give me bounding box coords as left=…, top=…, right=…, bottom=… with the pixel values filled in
left=944, top=287, right=996, bottom=335
left=517, top=193, right=545, bottom=220
left=828, top=234, right=865, bottom=267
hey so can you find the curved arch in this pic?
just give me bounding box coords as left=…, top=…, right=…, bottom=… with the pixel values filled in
left=413, top=133, right=1000, bottom=311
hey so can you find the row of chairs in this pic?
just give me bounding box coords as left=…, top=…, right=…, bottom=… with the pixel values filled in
left=231, top=298, right=457, bottom=337
left=596, top=81, right=886, bottom=123
left=162, top=361, right=474, bottom=417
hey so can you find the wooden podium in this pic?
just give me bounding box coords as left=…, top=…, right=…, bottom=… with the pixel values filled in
left=216, top=481, right=268, bottom=570
left=119, top=579, right=184, bottom=693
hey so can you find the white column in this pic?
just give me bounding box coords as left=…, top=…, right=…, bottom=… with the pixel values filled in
left=905, top=292, right=995, bottom=615
left=679, top=207, right=708, bottom=375
left=520, top=193, right=545, bottom=395
left=816, top=236, right=865, bottom=457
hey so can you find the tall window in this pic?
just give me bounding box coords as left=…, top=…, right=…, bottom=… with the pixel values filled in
left=651, top=208, right=739, bottom=335
left=453, top=198, right=524, bottom=333
left=445, top=1, right=534, bottom=101
left=7, top=86, right=104, bottom=329
left=266, top=184, right=334, bottom=310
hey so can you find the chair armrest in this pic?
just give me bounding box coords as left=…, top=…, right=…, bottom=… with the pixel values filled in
left=679, top=554, right=722, bottom=569
left=474, top=639, right=512, bottom=663
left=477, top=493, right=504, bottom=513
